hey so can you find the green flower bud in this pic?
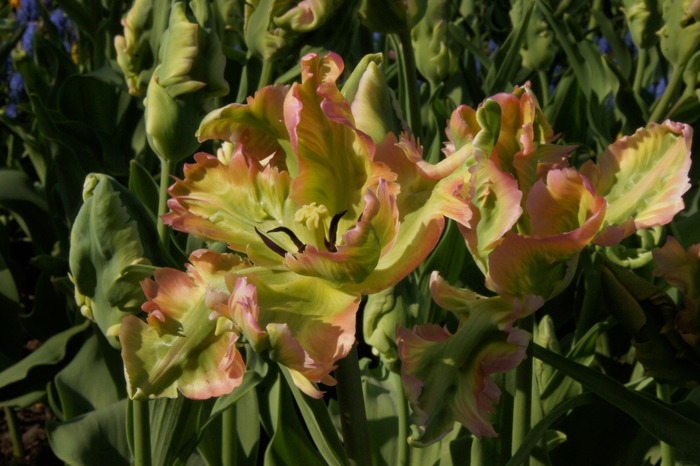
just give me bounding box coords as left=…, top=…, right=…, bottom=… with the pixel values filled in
left=659, top=0, right=700, bottom=67
left=411, top=0, right=458, bottom=84
left=114, top=0, right=154, bottom=96
left=244, top=0, right=342, bottom=59
left=621, top=0, right=662, bottom=49
left=358, top=0, right=427, bottom=33
left=342, top=53, right=402, bottom=142
left=511, top=1, right=555, bottom=72
left=144, top=0, right=229, bottom=162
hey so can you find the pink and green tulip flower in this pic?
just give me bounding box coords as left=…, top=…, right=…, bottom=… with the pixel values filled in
left=164, top=52, right=470, bottom=294
left=653, top=236, right=700, bottom=348
left=123, top=51, right=471, bottom=399
left=397, top=84, right=692, bottom=442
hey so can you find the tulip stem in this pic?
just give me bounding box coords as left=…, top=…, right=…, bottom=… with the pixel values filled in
left=258, top=59, right=274, bottom=90
left=335, top=345, right=372, bottom=466
left=511, top=314, right=534, bottom=464
left=157, top=158, right=172, bottom=245
left=222, top=405, right=237, bottom=466
left=537, top=70, right=550, bottom=106
left=5, top=407, right=23, bottom=461
left=656, top=382, right=676, bottom=466
left=131, top=399, right=151, bottom=466
left=391, top=368, right=408, bottom=465
left=632, top=47, right=647, bottom=95
left=649, top=65, right=684, bottom=123
left=393, top=31, right=422, bottom=136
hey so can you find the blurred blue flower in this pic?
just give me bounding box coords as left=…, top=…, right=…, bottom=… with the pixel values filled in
left=647, top=76, right=667, bottom=100
left=548, top=64, right=563, bottom=96
left=16, top=0, right=39, bottom=25
left=487, top=39, right=498, bottom=55
left=50, top=9, right=68, bottom=36
left=21, top=22, right=38, bottom=55
left=593, top=35, right=612, bottom=55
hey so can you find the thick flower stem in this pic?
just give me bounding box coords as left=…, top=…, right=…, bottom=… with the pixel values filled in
left=131, top=399, right=151, bottom=466
left=157, top=158, right=172, bottom=245
left=335, top=345, right=372, bottom=466
left=391, top=368, right=408, bottom=465
left=393, top=31, right=422, bottom=136
left=649, top=66, right=684, bottom=123
left=222, top=405, right=238, bottom=466
left=258, top=59, right=274, bottom=90
left=511, top=314, right=534, bottom=464
left=5, top=407, right=23, bottom=461
left=656, top=383, right=676, bottom=466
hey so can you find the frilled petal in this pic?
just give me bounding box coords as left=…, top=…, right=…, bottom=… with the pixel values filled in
left=344, top=135, right=473, bottom=294
left=396, top=298, right=529, bottom=445
left=581, top=121, right=692, bottom=246
left=121, top=250, right=250, bottom=399
left=653, top=237, right=700, bottom=299
left=227, top=269, right=360, bottom=397
left=285, top=52, right=373, bottom=218
left=284, top=217, right=381, bottom=283
left=653, top=237, right=700, bottom=347
left=163, top=151, right=297, bottom=267
left=460, top=159, right=523, bottom=272
left=196, top=84, right=290, bottom=169
left=486, top=169, right=606, bottom=307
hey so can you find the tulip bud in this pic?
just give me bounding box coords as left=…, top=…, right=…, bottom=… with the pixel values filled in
left=358, top=0, right=427, bottom=33
left=144, top=0, right=229, bottom=162
left=511, top=1, right=555, bottom=72
left=411, top=0, right=458, bottom=84
left=114, top=0, right=153, bottom=96
left=342, top=53, right=403, bottom=142
left=620, top=0, right=662, bottom=49
left=659, top=0, right=700, bottom=67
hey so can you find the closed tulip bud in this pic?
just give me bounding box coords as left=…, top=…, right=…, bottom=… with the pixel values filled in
left=659, top=0, right=700, bottom=67
left=411, top=0, right=458, bottom=84
left=358, top=0, right=427, bottom=33
left=621, top=0, right=662, bottom=49
left=144, top=0, right=229, bottom=162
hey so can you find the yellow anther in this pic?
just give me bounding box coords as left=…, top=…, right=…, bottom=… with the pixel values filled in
left=295, top=203, right=329, bottom=231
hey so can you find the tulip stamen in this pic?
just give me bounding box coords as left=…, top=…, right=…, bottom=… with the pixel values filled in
left=254, top=227, right=288, bottom=258
left=324, top=210, right=346, bottom=252
left=268, top=226, right=307, bottom=253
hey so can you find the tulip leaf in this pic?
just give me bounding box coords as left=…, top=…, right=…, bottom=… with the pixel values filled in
left=47, top=400, right=130, bottom=466
left=0, top=320, right=89, bottom=408
left=532, top=343, right=700, bottom=455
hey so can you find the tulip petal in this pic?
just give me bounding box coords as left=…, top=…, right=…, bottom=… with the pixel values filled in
left=163, top=151, right=298, bottom=267
left=196, top=84, right=290, bottom=169
left=581, top=121, right=692, bottom=245
left=460, top=159, right=523, bottom=272
left=235, top=270, right=360, bottom=396
left=397, top=298, right=529, bottom=445
left=121, top=250, right=250, bottom=399
left=285, top=52, right=373, bottom=217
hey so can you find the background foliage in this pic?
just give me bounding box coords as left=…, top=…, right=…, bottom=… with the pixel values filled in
left=1, top=0, right=699, bottom=464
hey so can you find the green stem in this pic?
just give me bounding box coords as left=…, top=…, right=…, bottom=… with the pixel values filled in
left=632, top=47, right=647, bottom=95
left=649, top=66, right=684, bottom=123
left=656, top=383, right=676, bottom=466
left=221, top=405, right=238, bottom=466
left=391, top=368, right=408, bottom=466
left=511, top=314, right=534, bottom=464
left=537, top=70, right=550, bottom=106
left=470, top=437, right=486, bottom=466
left=5, top=407, right=23, bottom=461
left=132, top=399, right=151, bottom=466
left=258, top=58, right=274, bottom=90
left=394, top=30, right=422, bottom=136
left=157, top=158, right=172, bottom=245
left=334, top=345, right=372, bottom=466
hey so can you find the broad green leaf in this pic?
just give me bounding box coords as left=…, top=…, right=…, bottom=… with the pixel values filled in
left=532, top=343, right=700, bottom=455
left=262, top=372, right=325, bottom=466
left=0, top=321, right=89, bottom=407
left=280, top=365, right=347, bottom=466
left=52, top=333, right=125, bottom=420
left=47, top=400, right=130, bottom=466
left=128, top=160, right=159, bottom=218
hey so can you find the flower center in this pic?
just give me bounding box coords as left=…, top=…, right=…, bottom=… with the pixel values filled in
left=256, top=208, right=347, bottom=257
